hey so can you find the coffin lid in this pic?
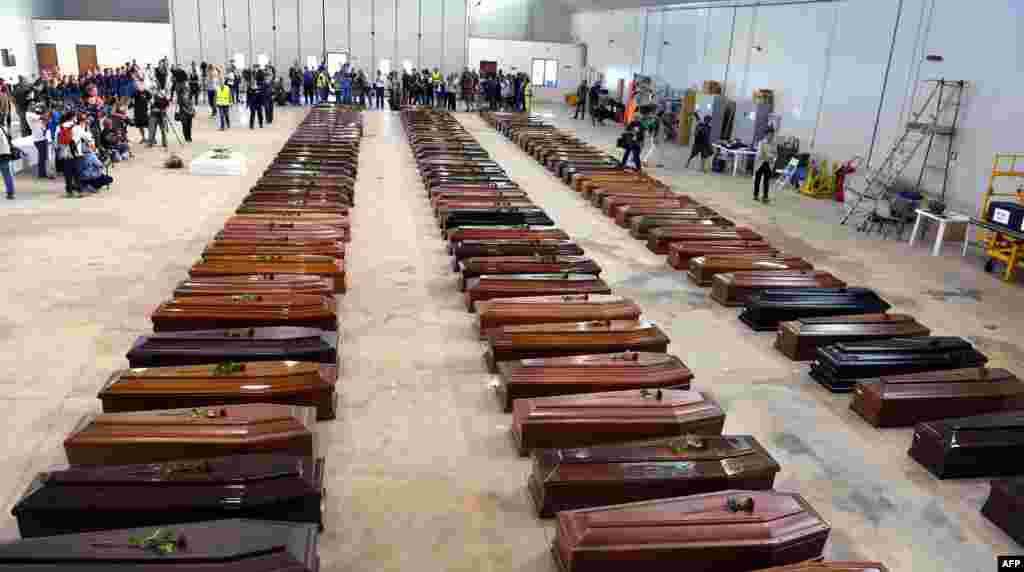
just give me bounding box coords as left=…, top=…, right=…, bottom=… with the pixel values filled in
left=918, top=410, right=1024, bottom=444
left=566, top=490, right=827, bottom=545
left=477, top=294, right=626, bottom=305
left=79, top=403, right=305, bottom=428
left=832, top=336, right=974, bottom=354
left=553, top=435, right=760, bottom=463
left=40, top=454, right=305, bottom=485
left=794, top=313, right=911, bottom=325
left=500, top=319, right=657, bottom=334
left=473, top=273, right=602, bottom=283
left=0, top=519, right=314, bottom=564
left=130, top=326, right=332, bottom=343
left=524, top=389, right=712, bottom=418
left=157, top=294, right=329, bottom=308
left=100, top=361, right=330, bottom=396
left=752, top=562, right=889, bottom=572
left=518, top=352, right=677, bottom=368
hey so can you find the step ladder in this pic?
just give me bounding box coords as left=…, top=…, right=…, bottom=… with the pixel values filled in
left=840, top=79, right=967, bottom=231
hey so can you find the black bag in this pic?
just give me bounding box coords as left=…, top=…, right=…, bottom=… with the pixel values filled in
left=616, top=133, right=630, bottom=149
left=1, top=127, right=22, bottom=160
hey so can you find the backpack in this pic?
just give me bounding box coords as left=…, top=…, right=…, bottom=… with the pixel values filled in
left=58, top=124, right=74, bottom=147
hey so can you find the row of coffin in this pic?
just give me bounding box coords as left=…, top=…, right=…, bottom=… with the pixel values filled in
left=473, top=110, right=1024, bottom=563
left=400, top=106, right=868, bottom=572
left=0, top=105, right=365, bottom=571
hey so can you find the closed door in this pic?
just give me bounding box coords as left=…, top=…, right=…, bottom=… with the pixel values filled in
left=76, top=44, right=98, bottom=75
left=36, top=43, right=58, bottom=75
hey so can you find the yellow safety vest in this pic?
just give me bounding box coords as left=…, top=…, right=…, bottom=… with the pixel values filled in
left=524, top=82, right=532, bottom=112
left=316, top=73, right=327, bottom=88
left=431, top=72, right=440, bottom=85
left=215, top=85, right=232, bottom=106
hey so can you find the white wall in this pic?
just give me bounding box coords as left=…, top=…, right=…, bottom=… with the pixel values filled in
left=468, top=37, right=582, bottom=103
left=0, top=14, right=36, bottom=81
left=32, top=19, right=171, bottom=73
left=170, top=0, right=468, bottom=75
left=572, top=0, right=1024, bottom=217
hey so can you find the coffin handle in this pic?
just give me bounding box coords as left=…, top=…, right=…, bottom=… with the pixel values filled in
left=726, top=496, right=755, bottom=513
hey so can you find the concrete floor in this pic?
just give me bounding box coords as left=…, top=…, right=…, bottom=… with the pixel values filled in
left=0, top=104, right=1021, bottom=571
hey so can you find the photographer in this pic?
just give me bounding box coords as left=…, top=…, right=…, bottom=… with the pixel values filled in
left=131, top=85, right=151, bottom=143
left=175, top=85, right=194, bottom=143
left=146, top=89, right=171, bottom=148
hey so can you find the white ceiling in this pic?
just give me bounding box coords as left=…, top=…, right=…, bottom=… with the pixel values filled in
left=562, top=0, right=839, bottom=13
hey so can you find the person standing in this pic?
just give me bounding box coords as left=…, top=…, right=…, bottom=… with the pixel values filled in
left=260, top=70, right=274, bottom=125
left=685, top=115, right=713, bottom=172
left=0, top=122, right=16, bottom=199
left=573, top=80, right=588, bottom=120
left=247, top=79, right=265, bottom=129
left=215, top=82, right=232, bottom=130
left=588, top=80, right=602, bottom=126
left=188, top=64, right=200, bottom=106
left=618, top=118, right=644, bottom=171
left=303, top=67, right=314, bottom=104
left=147, top=89, right=170, bottom=148
left=205, top=71, right=218, bottom=116
left=753, top=127, right=777, bottom=203
left=374, top=71, right=385, bottom=110
left=176, top=85, right=195, bottom=143
left=13, top=76, right=33, bottom=137
left=69, top=113, right=94, bottom=196
left=131, top=86, right=151, bottom=143
left=28, top=106, right=50, bottom=179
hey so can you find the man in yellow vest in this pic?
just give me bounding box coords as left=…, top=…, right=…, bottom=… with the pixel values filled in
left=316, top=71, right=328, bottom=104
left=431, top=68, right=441, bottom=107
left=215, top=82, right=232, bottom=130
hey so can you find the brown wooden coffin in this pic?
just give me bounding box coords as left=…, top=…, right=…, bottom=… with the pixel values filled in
left=459, top=256, right=601, bottom=291
left=236, top=204, right=349, bottom=216
left=585, top=185, right=671, bottom=204
left=204, top=241, right=345, bottom=259
left=436, top=199, right=535, bottom=217
left=173, top=275, right=335, bottom=298
left=648, top=226, right=762, bottom=255
left=595, top=193, right=687, bottom=212
left=710, top=271, right=846, bottom=307
left=496, top=352, right=692, bottom=412
left=447, top=227, right=569, bottom=253
left=616, top=206, right=718, bottom=228
left=668, top=240, right=779, bottom=269
left=849, top=367, right=1024, bottom=427
left=465, top=274, right=612, bottom=312
left=981, top=478, right=1024, bottom=546
left=752, top=564, right=890, bottom=572
left=98, top=361, right=338, bottom=421
left=551, top=489, right=830, bottom=572
left=629, top=216, right=735, bottom=239
left=190, top=256, right=345, bottom=293
left=511, top=389, right=724, bottom=456
left=486, top=319, right=670, bottom=373
left=776, top=314, right=931, bottom=361
left=529, top=434, right=779, bottom=516
left=151, top=294, right=337, bottom=332
left=246, top=189, right=352, bottom=203
left=430, top=191, right=530, bottom=208
left=476, top=294, right=643, bottom=338
left=688, top=255, right=814, bottom=286
left=216, top=227, right=348, bottom=243
left=577, top=174, right=662, bottom=194
left=64, top=403, right=317, bottom=466
left=452, top=240, right=585, bottom=270
left=224, top=214, right=349, bottom=232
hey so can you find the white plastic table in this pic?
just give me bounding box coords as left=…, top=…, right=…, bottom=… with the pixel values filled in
left=712, top=144, right=758, bottom=176
left=908, top=208, right=970, bottom=256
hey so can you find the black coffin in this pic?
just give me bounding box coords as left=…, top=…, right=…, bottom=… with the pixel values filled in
left=739, top=288, right=891, bottom=331
left=809, top=337, right=989, bottom=393
left=982, top=478, right=1024, bottom=546
left=442, top=208, right=555, bottom=231
left=125, top=327, right=338, bottom=368
left=908, top=412, right=1024, bottom=479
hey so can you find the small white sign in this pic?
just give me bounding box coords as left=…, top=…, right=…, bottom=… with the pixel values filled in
left=993, top=208, right=1011, bottom=225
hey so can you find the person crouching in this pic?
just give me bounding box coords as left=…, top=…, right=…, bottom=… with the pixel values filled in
left=79, top=141, right=113, bottom=194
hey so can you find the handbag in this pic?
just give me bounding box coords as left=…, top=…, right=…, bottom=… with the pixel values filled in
left=0, top=127, right=23, bottom=160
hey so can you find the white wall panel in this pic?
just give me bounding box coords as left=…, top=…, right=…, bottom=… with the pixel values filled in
left=395, top=0, right=420, bottom=69
left=420, top=0, right=444, bottom=73
left=171, top=0, right=202, bottom=66
left=468, top=38, right=581, bottom=103
left=224, top=0, right=251, bottom=64
left=299, top=0, right=323, bottom=67
left=444, top=0, right=467, bottom=74
left=252, top=0, right=276, bottom=66
left=703, top=7, right=734, bottom=94
left=657, top=9, right=706, bottom=90
left=324, top=0, right=349, bottom=57
left=374, top=0, right=396, bottom=73
left=200, top=0, right=226, bottom=65
left=349, top=0, right=372, bottom=72
left=276, top=0, right=301, bottom=69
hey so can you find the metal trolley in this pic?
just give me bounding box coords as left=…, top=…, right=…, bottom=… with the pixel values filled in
left=974, top=153, right=1024, bottom=281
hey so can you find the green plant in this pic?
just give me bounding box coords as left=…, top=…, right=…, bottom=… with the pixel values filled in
left=127, top=528, right=187, bottom=554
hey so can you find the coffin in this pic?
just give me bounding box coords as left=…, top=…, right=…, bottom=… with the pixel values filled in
left=512, top=389, right=725, bottom=456
left=775, top=313, right=929, bottom=361
left=551, top=490, right=829, bottom=572
left=710, top=271, right=847, bottom=307
left=496, top=352, right=692, bottom=412
left=476, top=294, right=643, bottom=337
left=529, top=434, right=779, bottom=516
left=486, top=319, right=670, bottom=373
left=11, top=455, right=325, bottom=538
left=215, top=228, right=348, bottom=244
left=667, top=241, right=778, bottom=269
left=236, top=205, right=349, bottom=216
left=436, top=200, right=534, bottom=217
left=190, top=256, right=345, bottom=293
left=849, top=367, right=1024, bottom=427
left=459, top=257, right=601, bottom=291
left=628, top=216, right=731, bottom=239
left=173, top=275, right=335, bottom=298
left=981, top=478, right=1024, bottom=546
left=598, top=197, right=688, bottom=217
left=617, top=209, right=722, bottom=230
left=442, top=208, right=555, bottom=232
left=648, top=226, right=762, bottom=255
left=447, top=227, right=569, bottom=254
left=810, top=337, right=989, bottom=393
left=908, top=411, right=1024, bottom=478
left=749, top=562, right=889, bottom=572
left=98, top=361, right=338, bottom=421
left=740, top=288, right=891, bottom=331
left=0, top=519, right=320, bottom=571
left=64, top=403, right=317, bottom=466
left=151, top=294, right=337, bottom=332
left=126, top=327, right=337, bottom=368
left=451, top=239, right=585, bottom=270
left=204, top=241, right=346, bottom=260
left=688, top=255, right=814, bottom=286
left=465, top=274, right=613, bottom=312
left=225, top=214, right=349, bottom=231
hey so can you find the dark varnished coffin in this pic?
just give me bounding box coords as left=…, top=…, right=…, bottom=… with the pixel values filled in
left=647, top=226, right=762, bottom=255
left=551, top=489, right=829, bottom=572
left=688, top=255, right=814, bottom=287
left=908, top=411, right=1024, bottom=478
left=126, top=327, right=337, bottom=368
left=667, top=241, right=778, bottom=269
left=486, top=319, right=670, bottom=373
left=981, top=478, right=1024, bottom=546
left=442, top=208, right=555, bottom=232
left=751, top=563, right=890, bottom=572
left=190, top=256, right=345, bottom=293
left=451, top=239, right=585, bottom=270
left=620, top=210, right=724, bottom=231
left=739, top=288, right=892, bottom=332
left=711, top=271, right=847, bottom=307
left=173, top=275, right=335, bottom=299
left=775, top=313, right=930, bottom=361
left=224, top=214, right=349, bottom=231
left=150, top=294, right=337, bottom=332
left=496, top=352, right=692, bottom=412
left=849, top=367, right=1024, bottom=427
left=98, top=361, right=338, bottom=421
left=236, top=205, right=349, bottom=216
left=476, top=294, right=643, bottom=338
left=512, top=389, right=725, bottom=456
left=629, top=216, right=732, bottom=240
left=64, top=403, right=317, bottom=466
left=11, top=455, right=325, bottom=538
left=809, top=337, right=989, bottom=393
left=465, top=274, right=613, bottom=312
left=459, top=256, right=601, bottom=290
left=0, top=519, right=320, bottom=571
left=447, top=227, right=569, bottom=254
left=529, top=435, right=779, bottom=516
